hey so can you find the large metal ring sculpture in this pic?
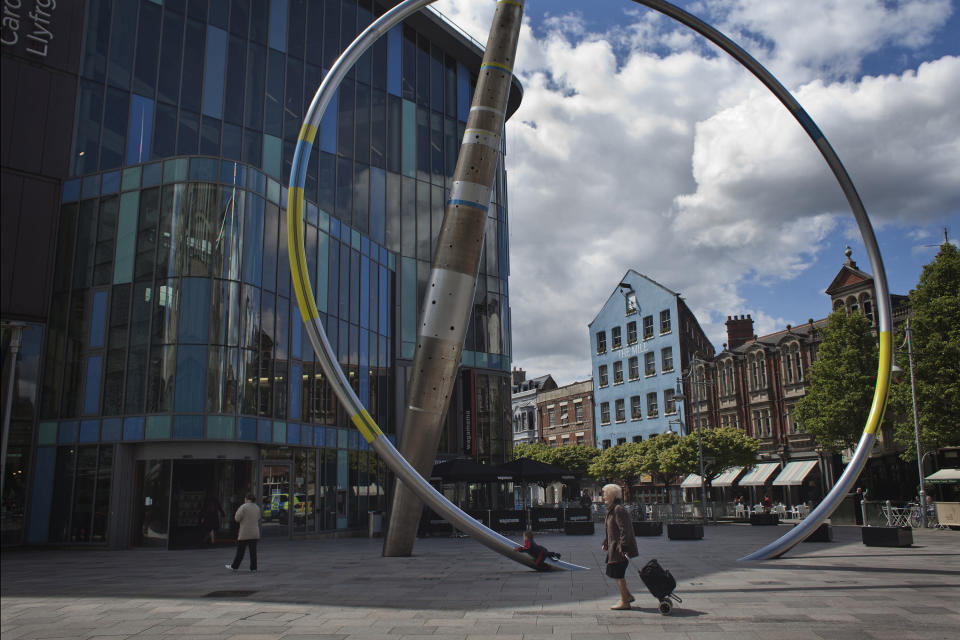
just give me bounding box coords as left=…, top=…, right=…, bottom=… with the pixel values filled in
left=286, top=0, right=892, bottom=565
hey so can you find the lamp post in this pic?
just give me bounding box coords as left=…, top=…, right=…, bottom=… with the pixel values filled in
left=892, top=318, right=926, bottom=528
left=674, top=362, right=709, bottom=526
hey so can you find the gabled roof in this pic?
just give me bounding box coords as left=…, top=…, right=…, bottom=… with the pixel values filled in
left=588, top=269, right=678, bottom=327
left=825, top=248, right=874, bottom=295
left=721, top=317, right=828, bottom=355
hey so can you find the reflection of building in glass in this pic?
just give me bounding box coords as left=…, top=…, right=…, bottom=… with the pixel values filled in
left=1, top=1, right=519, bottom=547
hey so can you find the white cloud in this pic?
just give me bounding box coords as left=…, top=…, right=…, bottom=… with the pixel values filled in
left=431, top=1, right=960, bottom=384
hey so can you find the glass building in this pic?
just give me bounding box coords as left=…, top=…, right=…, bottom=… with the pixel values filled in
left=0, top=0, right=519, bottom=548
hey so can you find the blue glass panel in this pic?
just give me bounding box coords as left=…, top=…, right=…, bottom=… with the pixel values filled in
left=126, top=95, right=154, bottom=164
left=314, top=426, right=324, bottom=448
left=174, top=345, right=207, bottom=412
left=202, top=26, right=227, bottom=118
left=359, top=330, right=369, bottom=403
left=272, top=421, right=286, bottom=443
left=201, top=117, right=220, bottom=157
left=379, top=265, right=389, bottom=337
left=301, top=424, right=313, bottom=446
left=238, top=416, right=257, bottom=440
left=361, top=236, right=370, bottom=257
left=401, top=257, right=416, bottom=345
left=222, top=161, right=246, bottom=186
left=268, top=0, right=288, bottom=51
left=290, top=363, right=301, bottom=419
left=257, top=419, right=271, bottom=442
left=90, top=291, right=108, bottom=348
left=101, top=171, right=121, bottom=195
left=101, top=418, right=122, bottom=441
left=370, top=167, right=386, bottom=246
left=178, top=278, right=211, bottom=343
left=83, top=357, right=102, bottom=414
left=82, top=175, right=100, bottom=199
left=249, top=167, right=267, bottom=195
left=307, top=202, right=318, bottom=226
left=79, top=420, right=99, bottom=442
left=123, top=416, right=145, bottom=440
left=316, top=232, right=328, bottom=313
left=59, top=421, right=79, bottom=444
left=286, top=423, right=300, bottom=445
left=263, top=134, right=282, bottom=179
left=319, top=88, right=337, bottom=154
left=189, top=158, right=220, bottom=182
left=113, top=192, right=139, bottom=284
left=173, top=415, right=204, bottom=439
left=243, top=194, right=265, bottom=285
left=387, top=26, right=402, bottom=96
left=349, top=430, right=359, bottom=450
left=62, top=179, right=81, bottom=202
left=27, top=447, right=55, bottom=543
left=291, top=312, right=302, bottom=359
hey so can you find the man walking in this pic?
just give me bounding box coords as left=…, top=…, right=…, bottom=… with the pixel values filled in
left=226, top=493, right=261, bottom=573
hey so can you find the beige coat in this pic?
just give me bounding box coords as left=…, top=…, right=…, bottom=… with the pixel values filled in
left=234, top=501, right=261, bottom=540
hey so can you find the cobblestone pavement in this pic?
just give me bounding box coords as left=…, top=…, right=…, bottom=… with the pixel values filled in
left=2, top=524, right=958, bottom=639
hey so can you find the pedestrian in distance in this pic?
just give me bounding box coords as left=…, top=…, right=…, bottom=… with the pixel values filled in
left=579, top=489, right=592, bottom=511
left=200, top=494, right=225, bottom=545
left=226, top=492, right=261, bottom=573
left=601, top=483, right=639, bottom=610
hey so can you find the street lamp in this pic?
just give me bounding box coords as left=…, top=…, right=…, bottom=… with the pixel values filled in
left=891, top=318, right=927, bottom=528
left=674, top=363, right=709, bottom=526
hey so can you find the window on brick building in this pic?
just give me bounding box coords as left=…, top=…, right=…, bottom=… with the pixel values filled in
left=560, top=402, right=568, bottom=425
left=575, top=403, right=583, bottom=423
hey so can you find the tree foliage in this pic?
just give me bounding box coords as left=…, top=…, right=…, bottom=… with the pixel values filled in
left=511, top=442, right=553, bottom=463
left=793, top=309, right=879, bottom=454
left=588, top=442, right=645, bottom=485
left=888, top=242, right=960, bottom=459
left=511, top=442, right=600, bottom=476
left=657, top=427, right=760, bottom=485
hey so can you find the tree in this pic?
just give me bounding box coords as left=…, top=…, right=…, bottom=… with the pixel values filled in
left=588, top=442, right=645, bottom=487
left=793, top=309, right=878, bottom=453
left=511, top=442, right=553, bottom=463
left=549, top=445, right=600, bottom=476
left=656, top=427, right=760, bottom=485
left=888, top=242, right=960, bottom=459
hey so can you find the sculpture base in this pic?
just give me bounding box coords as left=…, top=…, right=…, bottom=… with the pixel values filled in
left=633, top=521, right=663, bottom=536
left=861, top=526, right=912, bottom=547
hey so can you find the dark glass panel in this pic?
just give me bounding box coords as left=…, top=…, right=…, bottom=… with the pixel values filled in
left=202, top=26, right=228, bottom=119
left=322, top=0, right=340, bottom=68
left=157, top=11, right=183, bottom=104
left=370, top=89, right=386, bottom=170
left=125, top=282, right=152, bottom=413
left=259, top=291, right=276, bottom=417
left=430, top=112, right=443, bottom=184
left=444, top=116, right=457, bottom=179
left=431, top=184, right=444, bottom=252
left=337, top=78, right=355, bottom=159
left=416, top=180, right=430, bottom=262
left=215, top=186, right=245, bottom=282
left=371, top=33, right=387, bottom=92
left=353, top=162, right=369, bottom=234
left=386, top=94, right=401, bottom=174
left=81, top=0, right=111, bottom=82
left=250, top=0, right=268, bottom=43
left=187, top=0, right=208, bottom=22
left=240, top=347, right=258, bottom=414
left=107, top=0, right=137, bottom=90
left=209, top=0, right=229, bottom=29
left=177, top=110, right=200, bottom=156
left=146, top=343, right=176, bottom=413
left=72, top=80, right=104, bottom=176
left=133, top=1, right=163, bottom=97
left=99, top=88, right=128, bottom=171
left=416, top=106, right=429, bottom=182
left=231, top=0, right=250, bottom=36
left=384, top=171, right=400, bottom=253
left=181, top=20, right=206, bottom=113
left=72, top=200, right=98, bottom=290
left=92, top=446, right=113, bottom=541
left=70, top=445, right=98, bottom=542
left=103, top=284, right=130, bottom=416
left=430, top=44, right=443, bottom=112
left=152, top=103, right=178, bottom=159
left=401, top=26, right=416, bottom=102
left=93, top=196, right=119, bottom=286
left=245, top=43, right=266, bottom=130
left=242, top=127, right=261, bottom=166
left=338, top=245, right=350, bottom=321
left=262, top=201, right=279, bottom=293
left=305, top=1, right=324, bottom=66
left=369, top=166, right=385, bottom=247
left=224, top=36, right=247, bottom=124
left=277, top=205, right=290, bottom=298
left=355, top=83, right=370, bottom=166
left=327, top=236, right=339, bottom=318
left=134, top=188, right=160, bottom=281
left=288, top=0, right=306, bottom=60
left=174, top=344, right=207, bottom=412
left=400, top=175, right=415, bottom=257
left=336, top=157, right=352, bottom=223
left=265, top=49, right=285, bottom=137
left=284, top=57, right=303, bottom=144
left=444, top=55, right=457, bottom=117
left=416, top=34, right=429, bottom=106
left=201, top=116, right=222, bottom=156
left=156, top=185, right=181, bottom=280
left=350, top=251, right=360, bottom=326
left=48, top=447, right=76, bottom=542
left=62, top=291, right=91, bottom=417
left=242, top=194, right=265, bottom=285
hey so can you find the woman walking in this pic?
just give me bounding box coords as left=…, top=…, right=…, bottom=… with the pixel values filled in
left=601, top=483, right=639, bottom=610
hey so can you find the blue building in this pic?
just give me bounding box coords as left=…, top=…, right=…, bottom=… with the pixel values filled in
left=1, top=1, right=520, bottom=548
left=588, top=270, right=714, bottom=448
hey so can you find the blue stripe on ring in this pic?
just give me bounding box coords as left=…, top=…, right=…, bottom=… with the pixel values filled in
left=293, top=139, right=313, bottom=187
left=447, top=198, right=489, bottom=212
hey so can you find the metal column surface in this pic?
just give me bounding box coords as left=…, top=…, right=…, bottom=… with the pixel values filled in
left=628, top=0, right=892, bottom=560
left=383, top=0, right=525, bottom=558
left=285, top=0, right=585, bottom=571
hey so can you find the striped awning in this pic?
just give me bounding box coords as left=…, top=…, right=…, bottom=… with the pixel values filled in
left=738, top=462, right=780, bottom=487
left=772, top=460, right=819, bottom=486
left=680, top=473, right=703, bottom=488
left=712, top=466, right=746, bottom=488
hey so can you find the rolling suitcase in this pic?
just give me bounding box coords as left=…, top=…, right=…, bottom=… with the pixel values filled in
left=637, top=558, right=682, bottom=615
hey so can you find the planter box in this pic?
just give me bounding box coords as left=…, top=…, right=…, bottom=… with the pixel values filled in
left=667, top=523, right=703, bottom=540
left=861, top=526, right=912, bottom=547
left=564, top=521, right=595, bottom=535
left=633, top=521, right=663, bottom=537
left=750, top=513, right=780, bottom=526
left=798, top=522, right=832, bottom=542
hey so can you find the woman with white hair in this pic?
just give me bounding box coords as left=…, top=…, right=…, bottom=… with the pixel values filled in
left=601, top=483, right=639, bottom=610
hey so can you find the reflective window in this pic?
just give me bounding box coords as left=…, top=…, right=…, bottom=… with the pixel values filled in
left=107, top=0, right=136, bottom=90
left=174, top=345, right=207, bottom=412
left=268, top=0, right=289, bottom=52
left=158, top=11, right=185, bottom=104
left=127, top=96, right=155, bottom=165
left=133, top=1, right=162, bottom=97
left=181, top=20, right=205, bottom=113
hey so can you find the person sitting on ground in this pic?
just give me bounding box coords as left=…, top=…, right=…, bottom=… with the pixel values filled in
left=515, top=530, right=560, bottom=570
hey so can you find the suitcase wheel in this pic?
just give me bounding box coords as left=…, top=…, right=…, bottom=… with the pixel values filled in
left=658, top=599, right=672, bottom=615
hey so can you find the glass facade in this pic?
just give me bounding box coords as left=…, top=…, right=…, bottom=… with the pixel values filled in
left=3, top=0, right=515, bottom=547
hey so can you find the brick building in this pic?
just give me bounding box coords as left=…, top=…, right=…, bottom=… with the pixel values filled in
left=537, top=380, right=596, bottom=448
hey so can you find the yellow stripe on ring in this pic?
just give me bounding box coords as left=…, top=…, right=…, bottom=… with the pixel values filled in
left=481, top=61, right=513, bottom=74
left=350, top=410, right=383, bottom=443
left=287, top=186, right=320, bottom=321
left=298, top=122, right=318, bottom=144
left=862, top=330, right=892, bottom=436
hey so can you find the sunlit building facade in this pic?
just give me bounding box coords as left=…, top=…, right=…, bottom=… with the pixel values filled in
left=1, top=0, right=518, bottom=548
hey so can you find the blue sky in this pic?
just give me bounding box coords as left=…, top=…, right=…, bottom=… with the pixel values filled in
left=433, top=0, right=960, bottom=383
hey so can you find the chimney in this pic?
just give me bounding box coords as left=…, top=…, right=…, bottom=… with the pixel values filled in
left=512, top=368, right=526, bottom=385
left=726, top=314, right=755, bottom=350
